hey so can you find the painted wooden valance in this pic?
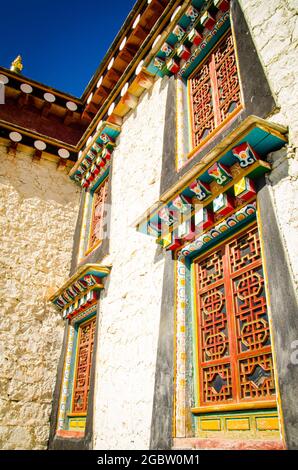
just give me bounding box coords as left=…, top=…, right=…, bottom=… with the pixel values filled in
left=135, top=116, right=287, bottom=251
left=69, top=122, right=120, bottom=190
left=49, top=264, right=111, bottom=320
left=146, top=0, right=231, bottom=80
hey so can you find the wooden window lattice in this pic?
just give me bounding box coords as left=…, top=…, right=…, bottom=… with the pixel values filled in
left=88, top=178, right=109, bottom=251
left=190, top=31, right=242, bottom=148
left=195, top=224, right=276, bottom=408
left=72, top=317, right=96, bottom=414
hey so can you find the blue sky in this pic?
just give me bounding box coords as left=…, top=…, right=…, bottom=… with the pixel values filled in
left=1, top=0, right=136, bottom=97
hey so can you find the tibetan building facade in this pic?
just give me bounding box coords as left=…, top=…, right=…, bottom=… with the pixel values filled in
left=0, top=0, right=298, bottom=451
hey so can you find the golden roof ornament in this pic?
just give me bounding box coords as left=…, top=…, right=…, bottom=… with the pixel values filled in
left=10, top=55, right=23, bottom=74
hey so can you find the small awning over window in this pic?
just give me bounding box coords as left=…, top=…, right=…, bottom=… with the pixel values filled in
left=49, top=264, right=111, bottom=320
left=135, top=116, right=287, bottom=252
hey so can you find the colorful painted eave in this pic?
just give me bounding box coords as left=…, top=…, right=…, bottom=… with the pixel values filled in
left=49, top=264, right=111, bottom=319
left=145, top=0, right=230, bottom=80
left=78, top=0, right=177, bottom=133
left=69, top=121, right=120, bottom=188
left=135, top=115, right=288, bottom=244
left=0, top=1, right=178, bottom=164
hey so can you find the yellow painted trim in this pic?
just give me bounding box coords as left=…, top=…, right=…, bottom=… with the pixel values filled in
left=256, top=417, right=279, bottom=431
left=191, top=261, right=201, bottom=408
left=226, top=418, right=250, bottom=431
left=84, top=239, right=103, bottom=256
left=85, top=175, right=109, bottom=256
left=192, top=400, right=277, bottom=414
left=187, top=73, right=193, bottom=159
left=201, top=419, right=221, bottom=431
left=67, top=412, right=87, bottom=418
left=78, top=191, right=91, bottom=263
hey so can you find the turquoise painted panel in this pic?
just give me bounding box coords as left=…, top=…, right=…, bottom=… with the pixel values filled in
left=181, top=19, right=230, bottom=80
left=91, top=169, right=109, bottom=194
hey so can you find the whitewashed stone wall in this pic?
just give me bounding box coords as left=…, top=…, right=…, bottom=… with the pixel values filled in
left=238, top=0, right=298, bottom=287
left=0, top=147, right=80, bottom=449
left=93, top=78, right=169, bottom=449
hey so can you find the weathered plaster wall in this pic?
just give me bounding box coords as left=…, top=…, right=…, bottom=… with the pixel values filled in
left=0, top=146, right=80, bottom=449
left=238, top=0, right=298, bottom=286
left=93, top=78, right=169, bottom=449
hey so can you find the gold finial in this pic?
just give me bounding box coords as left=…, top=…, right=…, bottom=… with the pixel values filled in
left=10, top=55, right=23, bottom=74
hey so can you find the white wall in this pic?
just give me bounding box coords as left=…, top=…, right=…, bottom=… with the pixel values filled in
left=93, top=78, right=169, bottom=449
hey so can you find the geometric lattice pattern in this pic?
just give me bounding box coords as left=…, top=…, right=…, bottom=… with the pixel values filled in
left=88, top=178, right=109, bottom=251
left=72, top=317, right=96, bottom=413
left=190, top=31, right=241, bottom=148
left=195, top=224, right=276, bottom=408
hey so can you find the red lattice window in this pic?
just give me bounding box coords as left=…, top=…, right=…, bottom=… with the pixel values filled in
left=72, top=317, right=96, bottom=414
left=189, top=31, right=242, bottom=149
left=88, top=178, right=109, bottom=252
left=194, top=224, right=276, bottom=410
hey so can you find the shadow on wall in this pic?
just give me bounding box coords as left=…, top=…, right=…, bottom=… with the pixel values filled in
left=267, top=147, right=289, bottom=187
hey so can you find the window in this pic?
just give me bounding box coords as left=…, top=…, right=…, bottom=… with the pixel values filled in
left=57, top=313, right=97, bottom=435
left=189, top=31, right=242, bottom=150
left=86, top=177, right=109, bottom=254
left=194, top=224, right=276, bottom=411
left=71, top=316, right=96, bottom=414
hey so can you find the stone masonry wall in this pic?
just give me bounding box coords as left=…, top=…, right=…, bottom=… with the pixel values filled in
left=93, top=78, right=169, bottom=449
left=238, top=0, right=298, bottom=287
left=0, top=147, right=80, bottom=449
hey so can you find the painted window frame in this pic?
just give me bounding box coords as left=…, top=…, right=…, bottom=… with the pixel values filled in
left=187, top=28, right=243, bottom=157
left=85, top=175, right=109, bottom=256
left=77, top=172, right=109, bottom=263
left=56, top=308, right=97, bottom=436
left=190, top=220, right=278, bottom=414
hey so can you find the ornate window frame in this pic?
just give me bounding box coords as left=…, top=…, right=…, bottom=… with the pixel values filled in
left=174, top=212, right=282, bottom=441
left=85, top=175, right=109, bottom=256
left=176, top=22, right=245, bottom=172
left=57, top=307, right=97, bottom=436
left=187, top=28, right=243, bottom=155
left=77, top=172, right=109, bottom=263
left=49, top=264, right=110, bottom=441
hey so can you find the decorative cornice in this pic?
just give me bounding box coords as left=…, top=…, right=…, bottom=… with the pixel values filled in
left=0, top=1, right=180, bottom=165
left=135, top=115, right=288, bottom=248
left=69, top=122, right=120, bottom=188
left=145, top=0, right=230, bottom=80
left=49, top=264, right=111, bottom=320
